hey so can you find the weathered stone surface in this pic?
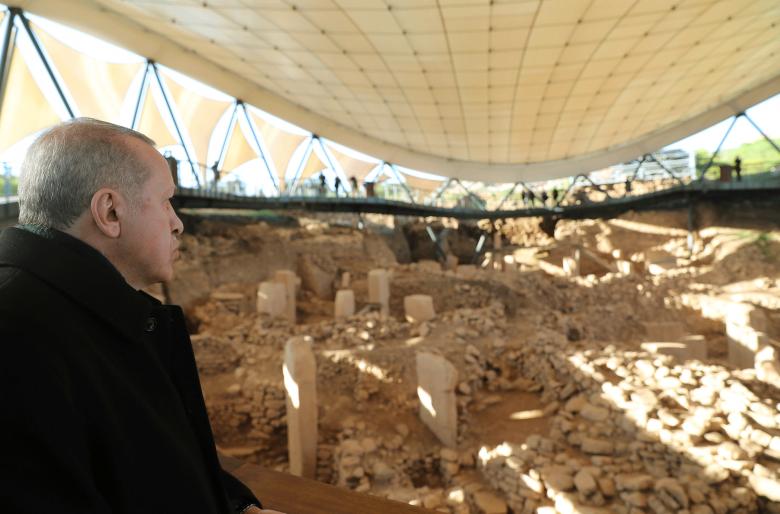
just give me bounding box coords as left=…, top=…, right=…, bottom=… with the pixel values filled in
left=581, top=438, right=613, bottom=455
left=472, top=490, right=507, bottom=514
left=284, top=336, right=317, bottom=478
left=749, top=474, right=780, bottom=501
left=580, top=403, right=610, bottom=422
left=274, top=270, right=299, bottom=324
left=416, top=352, right=458, bottom=447
left=367, top=269, right=390, bottom=316
left=574, top=469, right=598, bottom=496
left=642, top=321, right=686, bottom=341
left=257, top=281, right=287, bottom=318
left=404, top=294, right=436, bottom=323
left=334, top=289, right=355, bottom=319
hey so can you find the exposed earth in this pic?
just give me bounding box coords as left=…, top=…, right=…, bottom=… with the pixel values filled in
left=153, top=203, right=780, bottom=514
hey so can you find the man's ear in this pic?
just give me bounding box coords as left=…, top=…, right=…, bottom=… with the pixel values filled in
left=90, top=188, right=123, bottom=238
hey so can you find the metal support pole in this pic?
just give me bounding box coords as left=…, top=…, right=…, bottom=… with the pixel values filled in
left=0, top=9, right=17, bottom=121
left=130, top=62, right=150, bottom=130
left=425, top=225, right=446, bottom=262
left=213, top=102, right=238, bottom=188
left=388, top=164, right=416, bottom=205
left=240, top=102, right=279, bottom=193
left=453, top=179, right=484, bottom=209
left=742, top=112, right=780, bottom=157
left=17, top=11, right=74, bottom=118
left=472, top=234, right=486, bottom=264
left=150, top=62, right=199, bottom=188
left=316, top=136, right=344, bottom=196
left=495, top=181, right=519, bottom=211
left=433, top=178, right=452, bottom=203
left=698, top=114, right=738, bottom=180
left=288, top=136, right=314, bottom=195
left=630, top=155, right=646, bottom=182
left=555, top=176, right=579, bottom=207
left=645, top=153, right=684, bottom=187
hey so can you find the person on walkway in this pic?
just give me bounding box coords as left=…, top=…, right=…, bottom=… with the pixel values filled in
left=349, top=176, right=358, bottom=197
left=734, top=156, right=742, bottom=182
left=318, top=172, right=326, bottom=196
left=334, top=176, right=342, bottom=197
left=0, top=118, right=283, bottom=514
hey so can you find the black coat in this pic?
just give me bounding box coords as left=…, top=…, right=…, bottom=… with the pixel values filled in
left=0, top=227, right=260, bottom=513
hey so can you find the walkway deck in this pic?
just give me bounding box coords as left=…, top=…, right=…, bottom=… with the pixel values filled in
left=220, top=454, right=437, bottom=514
left=1, top=176, right=779, bottom=223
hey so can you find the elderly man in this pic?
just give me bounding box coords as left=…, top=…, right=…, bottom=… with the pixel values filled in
left=0, top=118, right=283, bottom=514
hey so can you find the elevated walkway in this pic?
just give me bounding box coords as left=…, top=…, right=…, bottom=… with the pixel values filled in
left=1, top=176, right=779, bottom=224
left=173, top=175, right=780, bottom=220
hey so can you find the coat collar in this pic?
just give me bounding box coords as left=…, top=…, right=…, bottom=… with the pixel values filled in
left=0, top=226, right=159, bottom=343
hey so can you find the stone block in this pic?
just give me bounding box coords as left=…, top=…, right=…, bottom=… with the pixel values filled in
left=284, top=337, right=318, bottom=478
left=645, top=250, right=677, bottom=276
left=417, top=259, right=441, bottom=273
left=725, top=302, right=768, bottom=331
left=416, top=352, right=458, bottom=447
left=404, top=294, right=436, bottom=323
left=641, top=340, right=706, bottom=362
left=334, top=289, right=355, bottom=319
left=727, top=323, right=769, bottom=369
left=456, top=264, right=478, bottom=279
left=298, top=255, right=334, bottom=300
left=562, top=256, right=579, bottom=277
left=642, top=321, right=686, bottom=341
left=274, top=270, right=299, bottom=324
left=257, top=281, right=287, bottom=318
left=616, top=260, right=633, bottom=275
left=368, top=269, right=390, bottom=316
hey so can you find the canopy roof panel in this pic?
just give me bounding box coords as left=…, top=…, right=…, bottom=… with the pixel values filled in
left=14, top=0, right=780, bottom=182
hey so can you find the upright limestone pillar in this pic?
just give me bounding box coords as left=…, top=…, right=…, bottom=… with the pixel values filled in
left=334, top=289, right=355, bottom=319
left=257, top=281, right=287, bottom=318
left=274, top=270, right=299, bottom=324
left=416, top=352, right=458, bottom=447
left=368, top=269, right=390, bottom=317
left=563, top=248, right=581, bottom=277
left=283, top=336, right=318, bottom=478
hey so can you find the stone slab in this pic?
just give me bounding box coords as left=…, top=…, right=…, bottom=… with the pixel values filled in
left=334, top=289, right=355, bottom=319
left=257, top=281, right=287, bottom=318
left=404, top=294, right=436, bottom=323
left=284, top=337, right=318, bottom=479
left=416, top=352, right=458, bottom=448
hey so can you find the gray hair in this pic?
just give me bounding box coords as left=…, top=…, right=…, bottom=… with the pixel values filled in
left=18, top=117, right=156, bottom=229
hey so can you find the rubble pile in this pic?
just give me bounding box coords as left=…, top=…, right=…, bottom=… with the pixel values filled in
left=480, top=327, right=780, bottom=513
left=173, top=208, right=780, bottom=514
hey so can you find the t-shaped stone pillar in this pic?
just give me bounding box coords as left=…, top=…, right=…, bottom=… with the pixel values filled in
left=274, top=270, right=299, bottom=324
left=368, top=269, right=390, bottom=317
left=283, top=336, right=318, bottom=478
left=257, top=281, right=287, bottom=318
left=334, top=289, right=355, bottom=319
left=404, top=294, right=435, bottom=323
left=562, top=248, right=581, bottom=277
left=416, top=352, right=458, bottom=448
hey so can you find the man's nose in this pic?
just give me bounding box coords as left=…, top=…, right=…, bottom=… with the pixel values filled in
left=172, top=210, right=184, bottom=235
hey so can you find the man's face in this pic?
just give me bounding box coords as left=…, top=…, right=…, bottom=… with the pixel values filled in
left=119, top=138, right=183, bottom=288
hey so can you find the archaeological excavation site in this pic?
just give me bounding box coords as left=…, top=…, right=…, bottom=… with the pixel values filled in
left=152, top=201, right=780, bottom=514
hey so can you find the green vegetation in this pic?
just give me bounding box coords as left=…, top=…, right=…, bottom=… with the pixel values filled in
left=696, top=137, right=780, bottom=179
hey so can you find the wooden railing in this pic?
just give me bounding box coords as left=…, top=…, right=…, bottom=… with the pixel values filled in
left=220, top=455, right=438, bottom=514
